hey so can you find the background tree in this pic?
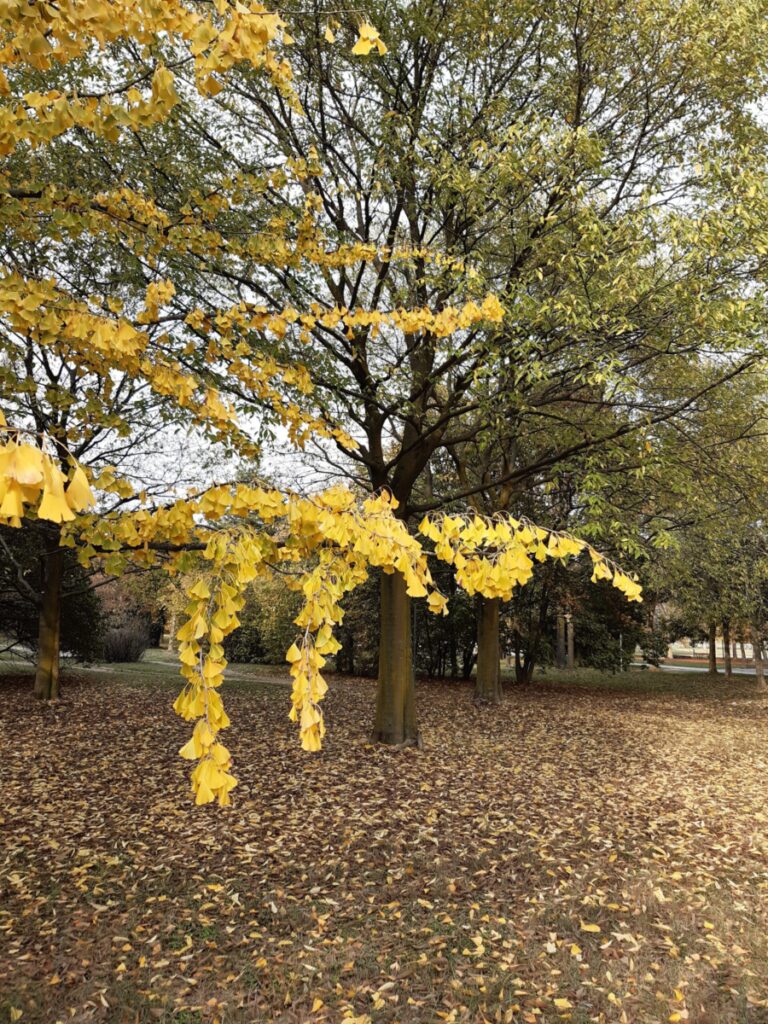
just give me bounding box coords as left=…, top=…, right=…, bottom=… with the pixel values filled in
left=0, top=523, right=103, bottom=663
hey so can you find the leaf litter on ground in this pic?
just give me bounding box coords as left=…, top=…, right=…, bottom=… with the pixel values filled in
left=1, top=669, right=768, bottom=1023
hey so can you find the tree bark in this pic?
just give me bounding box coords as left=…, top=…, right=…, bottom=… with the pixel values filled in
left=34, top=538, right=64, bottom=700
left=515, top=653, right=536, bottom=684
left=753, top=625, right=766, bottom=690
left=166, top=608, right=177, bottom=651
left=372, top=571, right=419, bottom=745
left=566, top=615, right=575, bottom=670
left=475, top=596, right=501, bottom=704
left=336, top=627, right=355, bottom=675
left=707, top=622, right=719, bottom=675
left=461, top=643, right=475, bottom=680
left=722, top=619, right=732, bottom=679
left=449, top=630, right=458, bottom=679
left=448, top=574, right=458, bottom=678
left=556, top=611, right=566, bottom=669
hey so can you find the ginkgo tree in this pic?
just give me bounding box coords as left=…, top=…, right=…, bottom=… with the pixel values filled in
left=0, top=140, right=227, bottom=697
left=0, top=0, right=641, bottom=806
left=161, top=0, right=768, bottom=745
left=0, top=0, right=389, bottom=698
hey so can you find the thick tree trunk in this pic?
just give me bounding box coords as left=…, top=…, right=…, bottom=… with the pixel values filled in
left=556, top=612, right=566, bottom=669
left=753, top=625, right=766, bottom=690
left=34, top=540, right=64, bottom=700
left=722, top=619, right=732, bottom=679
left=372, top=571, right=419, bottom=745
left=707, top=623, right=719, bottom=676
left=475, top=596, right=501, bottom=704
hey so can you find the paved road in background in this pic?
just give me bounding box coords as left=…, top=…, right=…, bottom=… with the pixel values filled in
left=635, top=661, right=761, bottom=676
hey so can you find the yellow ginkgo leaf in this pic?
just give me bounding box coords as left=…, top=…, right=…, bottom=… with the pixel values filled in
left=65, top=464, right=95, bottom=511
left=0, top=480, right=24, bottom=519
left=427, top=591, right=449, bottom=616
left=580, top=921, right=601, bottom=933
left=37, top=460, right=75, bottom=523
left=405, top=577, right=428, bottom=598
left=178, top=737, right=200, bottom=761
left=194, top=781, right=215, bottom=805
left=324, top=25, right=335, bottom=43
left=351, top=22, right=387, bottom=56
left=5, top=442, right=44, bottom=485
left=286, top=642, right=302, bottom=663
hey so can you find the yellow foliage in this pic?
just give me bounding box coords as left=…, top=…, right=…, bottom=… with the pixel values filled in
left=417, top=511, right=639, bottom=605
left=0, top=427, right=95, bottom=527
left=0, top=0, right=643, bottom=809
left=352, top=23, right=388, bottom=56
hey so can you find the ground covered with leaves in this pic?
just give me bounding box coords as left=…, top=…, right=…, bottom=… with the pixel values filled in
left=2, top=668, right=768, bottom=1024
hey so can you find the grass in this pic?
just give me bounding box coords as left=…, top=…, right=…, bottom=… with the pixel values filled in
left=0, top=646, right=291, bottom=694
left=529, top=664, right=761, bottom=696
left=2, top=665, right=768, bottom=1023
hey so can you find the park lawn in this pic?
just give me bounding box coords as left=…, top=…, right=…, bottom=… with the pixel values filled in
left=2, top=669, right=768, bottom=1024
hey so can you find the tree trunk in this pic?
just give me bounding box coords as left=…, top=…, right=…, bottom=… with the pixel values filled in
left=461, top=642, right=475, bottom=680
left=516, top=653, right=536, bottom=684
left=722, top=619, right=732, bottom=679
left=336, top=627, right=355, bottom=675
left=556, top=612, right=566, bottom=669
left=707, top=622, right=719, bottom=675
left=372, top=571, right=419, bottom=745
left=34, top=539, right=64, bottom=700
left=166, top=608, right=177, bottom=651
left=566, top=616, right=575, bottom=670
left=448, top=575, right=458, bottom=678
left=475, top=596, right=501, bottom=704
left=740, top=641, right=747, bottom=661
left=752, top=625, right=766, bottom=690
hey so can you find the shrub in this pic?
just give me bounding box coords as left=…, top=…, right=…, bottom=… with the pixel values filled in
left=223, top=615, right=264, bottom=663
left=223, top=574, right=302, bottom=664
left=102, top=624, right=151, bottom=663
left=98, top=570, right=166, bottom=646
